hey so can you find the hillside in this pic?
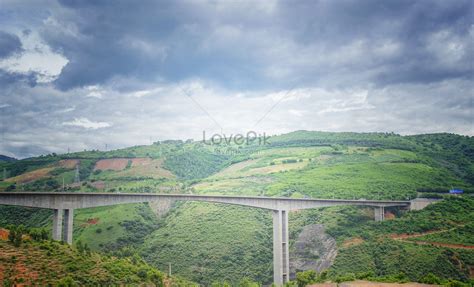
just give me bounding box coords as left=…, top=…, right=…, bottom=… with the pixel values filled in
left=0, top=228, right=195, bottom=286
left=326, top=197, right=474, bottom=283
left=0, top=131, right=473, bottom=285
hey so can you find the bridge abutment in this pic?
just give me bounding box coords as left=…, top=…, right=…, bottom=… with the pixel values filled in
left=273, top=209, right=289, bottom=285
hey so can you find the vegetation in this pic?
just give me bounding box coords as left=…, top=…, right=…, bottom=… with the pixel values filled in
left=163, top=149, right=230, bottom=179
left=0, top=231, right=196, bottom=286
left=0, top=131, right=473, bottom=285
left=328, top=240, right=473, bottom=283
left=409, top=223, right=474, bottom=245
left=141, top=202, right=273, bottom=285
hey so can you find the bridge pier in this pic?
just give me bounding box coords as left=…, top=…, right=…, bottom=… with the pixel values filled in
left=0, top=192, right=412, bottom=281
left=64, top=209, right=74, bottom=245
left=374, top=206, right=385, bottom=221
left=52, top=209, right=64, bottom=241
left=273, top=209, right=289, bottom=285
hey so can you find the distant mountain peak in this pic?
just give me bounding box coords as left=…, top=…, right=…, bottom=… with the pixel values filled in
left=0, top=155, right=17, bottom=162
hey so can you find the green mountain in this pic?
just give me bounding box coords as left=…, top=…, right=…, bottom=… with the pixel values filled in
left=0, top=131, right=473, bottom=285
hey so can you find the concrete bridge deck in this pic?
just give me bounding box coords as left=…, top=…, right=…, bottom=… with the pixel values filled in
left=0, top=192, right=410, bottom=210
left=0, top=192, right=422, bottom=284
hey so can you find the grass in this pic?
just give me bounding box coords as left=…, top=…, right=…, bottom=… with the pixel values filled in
left=193, top=147, right=467, bottom=201
left=265, top=148, right=466, bottom=200
left=74, top=203, right=158, bottom=251
left=1, top=131, right=473, bottom=285
left=140, top=202, right=273, bottom=285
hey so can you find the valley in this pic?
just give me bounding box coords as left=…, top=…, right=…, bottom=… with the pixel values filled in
left=0, top=131, right=473, bottom=286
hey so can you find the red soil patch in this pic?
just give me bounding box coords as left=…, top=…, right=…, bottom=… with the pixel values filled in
left=390, top=228, right=474, bottom=250
left=87, top=218, right=100, bottom=225
left=5, top=167, right=53, bottom=184
left=94, top=158, right=131, bottom=171
left=0, top=241, right=54, bottom=285
left=57, top=159, right=79, bottom=169
left=343, top=237, right=365, bottom=248
left=111, top=158, right=175, bottom=179
left=389, top=230, right=442, bottom=240
left=90, top=181, right=106, bottom=189
left=80, top=218, right=100, bottom=227
left=384, top=211, right=395, bottom=220
left=130, top=157, right=152, bottom=166
left=0, top=228, right=9, bottom=240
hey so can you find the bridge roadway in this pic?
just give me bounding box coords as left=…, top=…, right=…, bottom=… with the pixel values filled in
left=0, top=192, right=414, bottom=285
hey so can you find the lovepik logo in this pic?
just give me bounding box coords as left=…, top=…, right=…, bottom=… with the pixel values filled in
left=202, top=131, right=270, bottom=146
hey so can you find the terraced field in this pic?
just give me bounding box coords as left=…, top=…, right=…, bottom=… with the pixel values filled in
left=0, top=131, right=473, bottom=285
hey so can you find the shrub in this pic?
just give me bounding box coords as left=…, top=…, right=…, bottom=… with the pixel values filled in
left=57, top=276, right=78, bottom=287
left=147, top=270, right=164, bottom=286
left=296, top=270, right=318, bottom=287
left=419, top=273, right=442, bottom=285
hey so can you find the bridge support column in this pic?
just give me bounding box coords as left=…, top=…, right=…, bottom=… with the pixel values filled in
left=63, top=209, right=74, bottom=245
left=52, top=209, right=63, bottom=241
left=273, top=209, right=289, bottom=285
left=374, top=206, right=385, bottom=221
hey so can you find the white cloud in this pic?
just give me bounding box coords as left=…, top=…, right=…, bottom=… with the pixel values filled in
left=288, top=109, right=304, bottom=117
left=62, top=118, right=111, bottom=129
left=85, top=85, right=104, bottom=98
left=86, top=91, right=103, bottom=99
left=129, top=90, right=153, bottom=98
left=57, top=106, right=76, bottom=113
left=0, top=30, right=68, bottom=83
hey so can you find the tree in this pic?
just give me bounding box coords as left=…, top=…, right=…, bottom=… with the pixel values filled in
left=7, top=225, right=24, bottom=247
left=419, top=273, right=442, bottom=285
left=147, top=270, right=164, bottom=287
left=296, top=270, right=318, bottom=287
left=238, top=278, right=260, bottom=287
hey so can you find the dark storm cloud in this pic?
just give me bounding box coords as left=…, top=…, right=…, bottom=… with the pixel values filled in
left=39, top=0, right=473, bottom=90
left=277, top=0, right=473, bottom=86
left=0, top=31, right=23, bottom=58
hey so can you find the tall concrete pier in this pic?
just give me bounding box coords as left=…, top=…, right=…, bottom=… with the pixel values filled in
left=0, top=192, right=420, bottom=285
left=52, top=208, right=63, bottom=241
left=273, top=209, right=290, bottom=283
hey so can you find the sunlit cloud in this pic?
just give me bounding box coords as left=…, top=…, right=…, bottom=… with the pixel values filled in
left=62, top=118, right=111, bottom=130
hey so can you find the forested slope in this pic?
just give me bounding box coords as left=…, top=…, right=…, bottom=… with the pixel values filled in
left=0, top=131, right=472, bottom=285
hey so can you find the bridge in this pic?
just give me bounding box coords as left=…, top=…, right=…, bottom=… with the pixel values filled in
left=0, top=192, right=427, bottom=285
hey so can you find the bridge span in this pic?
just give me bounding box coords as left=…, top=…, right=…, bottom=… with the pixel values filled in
left=0, top=192, right=421, bottom=285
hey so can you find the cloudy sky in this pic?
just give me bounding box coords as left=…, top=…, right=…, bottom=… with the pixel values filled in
left=0, top=0, right=472, bottom=158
